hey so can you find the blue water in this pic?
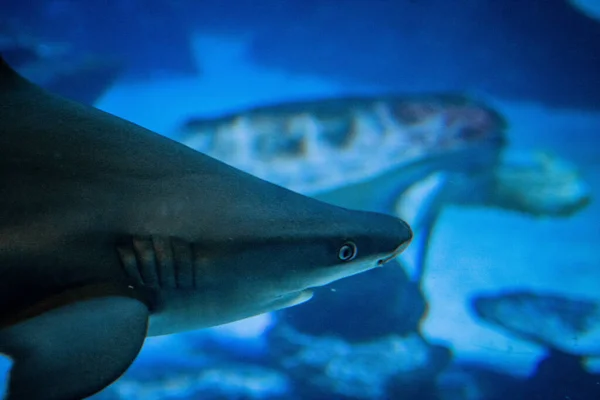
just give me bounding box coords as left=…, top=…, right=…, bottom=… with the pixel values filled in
left=1, top=1, right=600, bottom=399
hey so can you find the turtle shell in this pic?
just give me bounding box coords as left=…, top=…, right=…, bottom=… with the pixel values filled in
left=180, top=93, right=507, bottom=196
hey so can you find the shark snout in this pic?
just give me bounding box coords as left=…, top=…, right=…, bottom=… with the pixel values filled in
left=378, top=218, right=413, bottom=266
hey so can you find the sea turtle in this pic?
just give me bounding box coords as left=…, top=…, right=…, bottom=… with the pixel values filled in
left=470, top=290, right=600, bottom=398
left=178, top=93, right=590, bottom=282
left=430, top=290, right=600, bottom=399
left=472, top=290, right=600, bottom=357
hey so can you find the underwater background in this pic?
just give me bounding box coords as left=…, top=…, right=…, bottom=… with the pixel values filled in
left=1, top=0, right=600, bottom=399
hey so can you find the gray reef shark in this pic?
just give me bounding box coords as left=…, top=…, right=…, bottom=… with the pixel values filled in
left=0, top=56, right=412, bottom=399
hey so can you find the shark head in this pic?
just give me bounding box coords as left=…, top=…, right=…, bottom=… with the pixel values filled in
left=143, top=179, right=413, bottom=335
left=225, top=199, right=414, bottom=294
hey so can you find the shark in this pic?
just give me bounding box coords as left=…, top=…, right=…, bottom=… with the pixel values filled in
left=0, top=56, right=413, bottom=400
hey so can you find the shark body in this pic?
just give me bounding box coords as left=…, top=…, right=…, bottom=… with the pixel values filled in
left=0, top=57, right=412, bottom=399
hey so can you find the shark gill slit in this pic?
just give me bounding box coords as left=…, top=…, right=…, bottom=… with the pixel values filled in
left=133, top=237, right=159, bottom=287
left=118, top=236, right=197, bottom=291
left=152, top=236, right=176, bottom=289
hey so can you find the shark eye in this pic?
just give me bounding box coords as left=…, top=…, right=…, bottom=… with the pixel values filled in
left=338, top=242, right=357, bottom=262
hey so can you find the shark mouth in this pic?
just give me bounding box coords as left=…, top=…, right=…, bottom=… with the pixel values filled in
left=378, top=231, right=413, bottom=266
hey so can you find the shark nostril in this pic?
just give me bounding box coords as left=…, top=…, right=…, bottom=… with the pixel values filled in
left=378, top=253, right=396, bottom=266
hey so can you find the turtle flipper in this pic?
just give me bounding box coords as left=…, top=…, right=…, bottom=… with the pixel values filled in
left=395, top=172, right=449, bottom=284
left=0, top=288, right=149, bottom=400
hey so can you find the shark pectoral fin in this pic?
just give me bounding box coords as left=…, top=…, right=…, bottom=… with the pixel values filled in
left=0, top=294, right=149, bottom=400
left=395, top=172, right=449, bottom=283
